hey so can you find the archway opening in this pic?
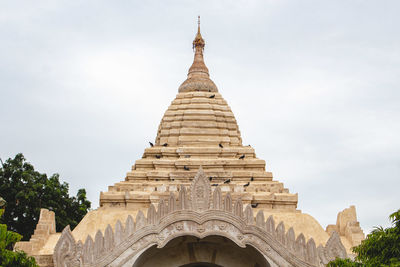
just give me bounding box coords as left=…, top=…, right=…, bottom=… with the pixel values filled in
left=133, top=235, right=270, bottom=267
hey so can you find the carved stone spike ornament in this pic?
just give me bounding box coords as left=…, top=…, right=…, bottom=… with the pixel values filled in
left=318, top=231, right=348, bottom=265
left=256, top=210, right=266, bottom=228
left=212, top=187, right=222, bottom=210
left=53, top=226, right=81, bottom=267
left=306, top=238, right=318, bottom=265
left=190, top=166, right=211, bottom=212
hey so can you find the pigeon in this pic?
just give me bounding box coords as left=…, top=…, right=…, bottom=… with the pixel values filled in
left=155, top=179, right=159, bottom=181
left=219, top=143, right=223, bottom=148
left=209, top=94, right=215, bottom=98
left=149, top=142, right=154, bottom=147
left=244, top=182, right=250, bottom=187
left=250, top=177, right=254, bottom=181
left=209, top=177, right=213, bottom=181
left=211, top=184, right=218, bottom=186
left=251, top=203, right=259, bottom=208
left=184, top=155, right=191, bottom=158
left=239, top=154, right=245, bottom=159
left=155, top=155, right=161, bottom=159
left=184, top=166, right=190, bottom=171
left=223, top=179, right=231, bottom=184
left=162, top=143, right=168, bottom=147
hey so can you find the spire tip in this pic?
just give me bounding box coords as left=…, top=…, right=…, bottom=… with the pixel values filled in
left=193, top=16, right=205, bottom=50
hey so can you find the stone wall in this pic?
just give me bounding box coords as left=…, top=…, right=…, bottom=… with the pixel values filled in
left=15, top=209, right=55, bottom=267
left=326, top=205, right=364, bottom=248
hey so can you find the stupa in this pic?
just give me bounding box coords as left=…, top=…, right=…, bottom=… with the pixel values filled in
left=16, top=18, right=365, bottom=267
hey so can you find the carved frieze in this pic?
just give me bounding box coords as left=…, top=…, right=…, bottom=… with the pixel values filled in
left=53, top=168, right=348, bottom=267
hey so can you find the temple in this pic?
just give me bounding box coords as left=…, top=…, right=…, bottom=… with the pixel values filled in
left=16, top=18, right=365, bottom=267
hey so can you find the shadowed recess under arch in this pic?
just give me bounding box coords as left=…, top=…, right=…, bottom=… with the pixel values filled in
left=132, top=235, right=270, bottom=267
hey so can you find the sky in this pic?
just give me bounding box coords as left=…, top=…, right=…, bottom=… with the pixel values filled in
left=1, top=0, right=399, bottom=234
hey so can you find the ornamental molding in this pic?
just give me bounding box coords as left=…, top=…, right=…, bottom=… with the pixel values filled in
left=53, top=167, right=347, bottom=267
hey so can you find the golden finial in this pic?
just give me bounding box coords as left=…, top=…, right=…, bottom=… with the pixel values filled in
left=179, top=16, right=217, bottom=93
left=193, top=16, right=205, bottom=50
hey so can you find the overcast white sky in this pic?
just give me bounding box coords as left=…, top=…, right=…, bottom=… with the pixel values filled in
left=1, top=0, right=399, bottom=234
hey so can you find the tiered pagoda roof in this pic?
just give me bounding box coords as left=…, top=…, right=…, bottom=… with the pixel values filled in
left=100, top=19, right=298, bottom=212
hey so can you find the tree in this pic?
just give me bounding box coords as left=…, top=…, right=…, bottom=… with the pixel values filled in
left=0, top=208, right=38, bottom=267
left=328, top=209, right=400, bottom=267
left=0, top=153, right=91, bottom=241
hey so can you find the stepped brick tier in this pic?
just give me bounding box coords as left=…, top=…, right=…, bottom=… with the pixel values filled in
left=16, top=20, right=364, bottom=267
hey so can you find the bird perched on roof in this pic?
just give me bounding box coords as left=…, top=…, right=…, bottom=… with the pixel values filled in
left=244, top=182, right=250, bottom=187
left=209, top=177, right=213, bottom=181
left=209, top=94, right=215, bottom=98
left=250, top=177, right=254, bottom=181
left=239, top=154, right=245, bottom=159
left=211, top=184, right=218, bottom=186
left=162, top=143, right=168, bottom=147
left=223, top=179, right=231, bottom=184
left=184, top=166, right=190, bottom=171
left=251, top=203, right=259, bottom=208
left=149, top=142, right=154, bottom=147
left=219, top=143, right=223, bottom=148
left=155, top=155, right=161, bottom=159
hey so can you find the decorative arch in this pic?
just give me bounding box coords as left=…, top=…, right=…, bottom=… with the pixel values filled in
left=53, top=167, right=347, bottom=267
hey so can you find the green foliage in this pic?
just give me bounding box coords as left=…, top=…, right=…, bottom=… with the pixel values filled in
left=0, top=153, right=91, bottom=241
left=353, top=209, right=400, bottom=266
left=0, top=209, right=21, bottom=250
left=0, top=209, right=38, bottom=267
left=327, top=258, right=362, bottom=267
left=328, top=209, right=400, bottom=267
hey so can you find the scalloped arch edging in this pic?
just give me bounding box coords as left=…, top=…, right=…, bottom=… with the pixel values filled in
left=53, top=167, right=347, bottom=267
